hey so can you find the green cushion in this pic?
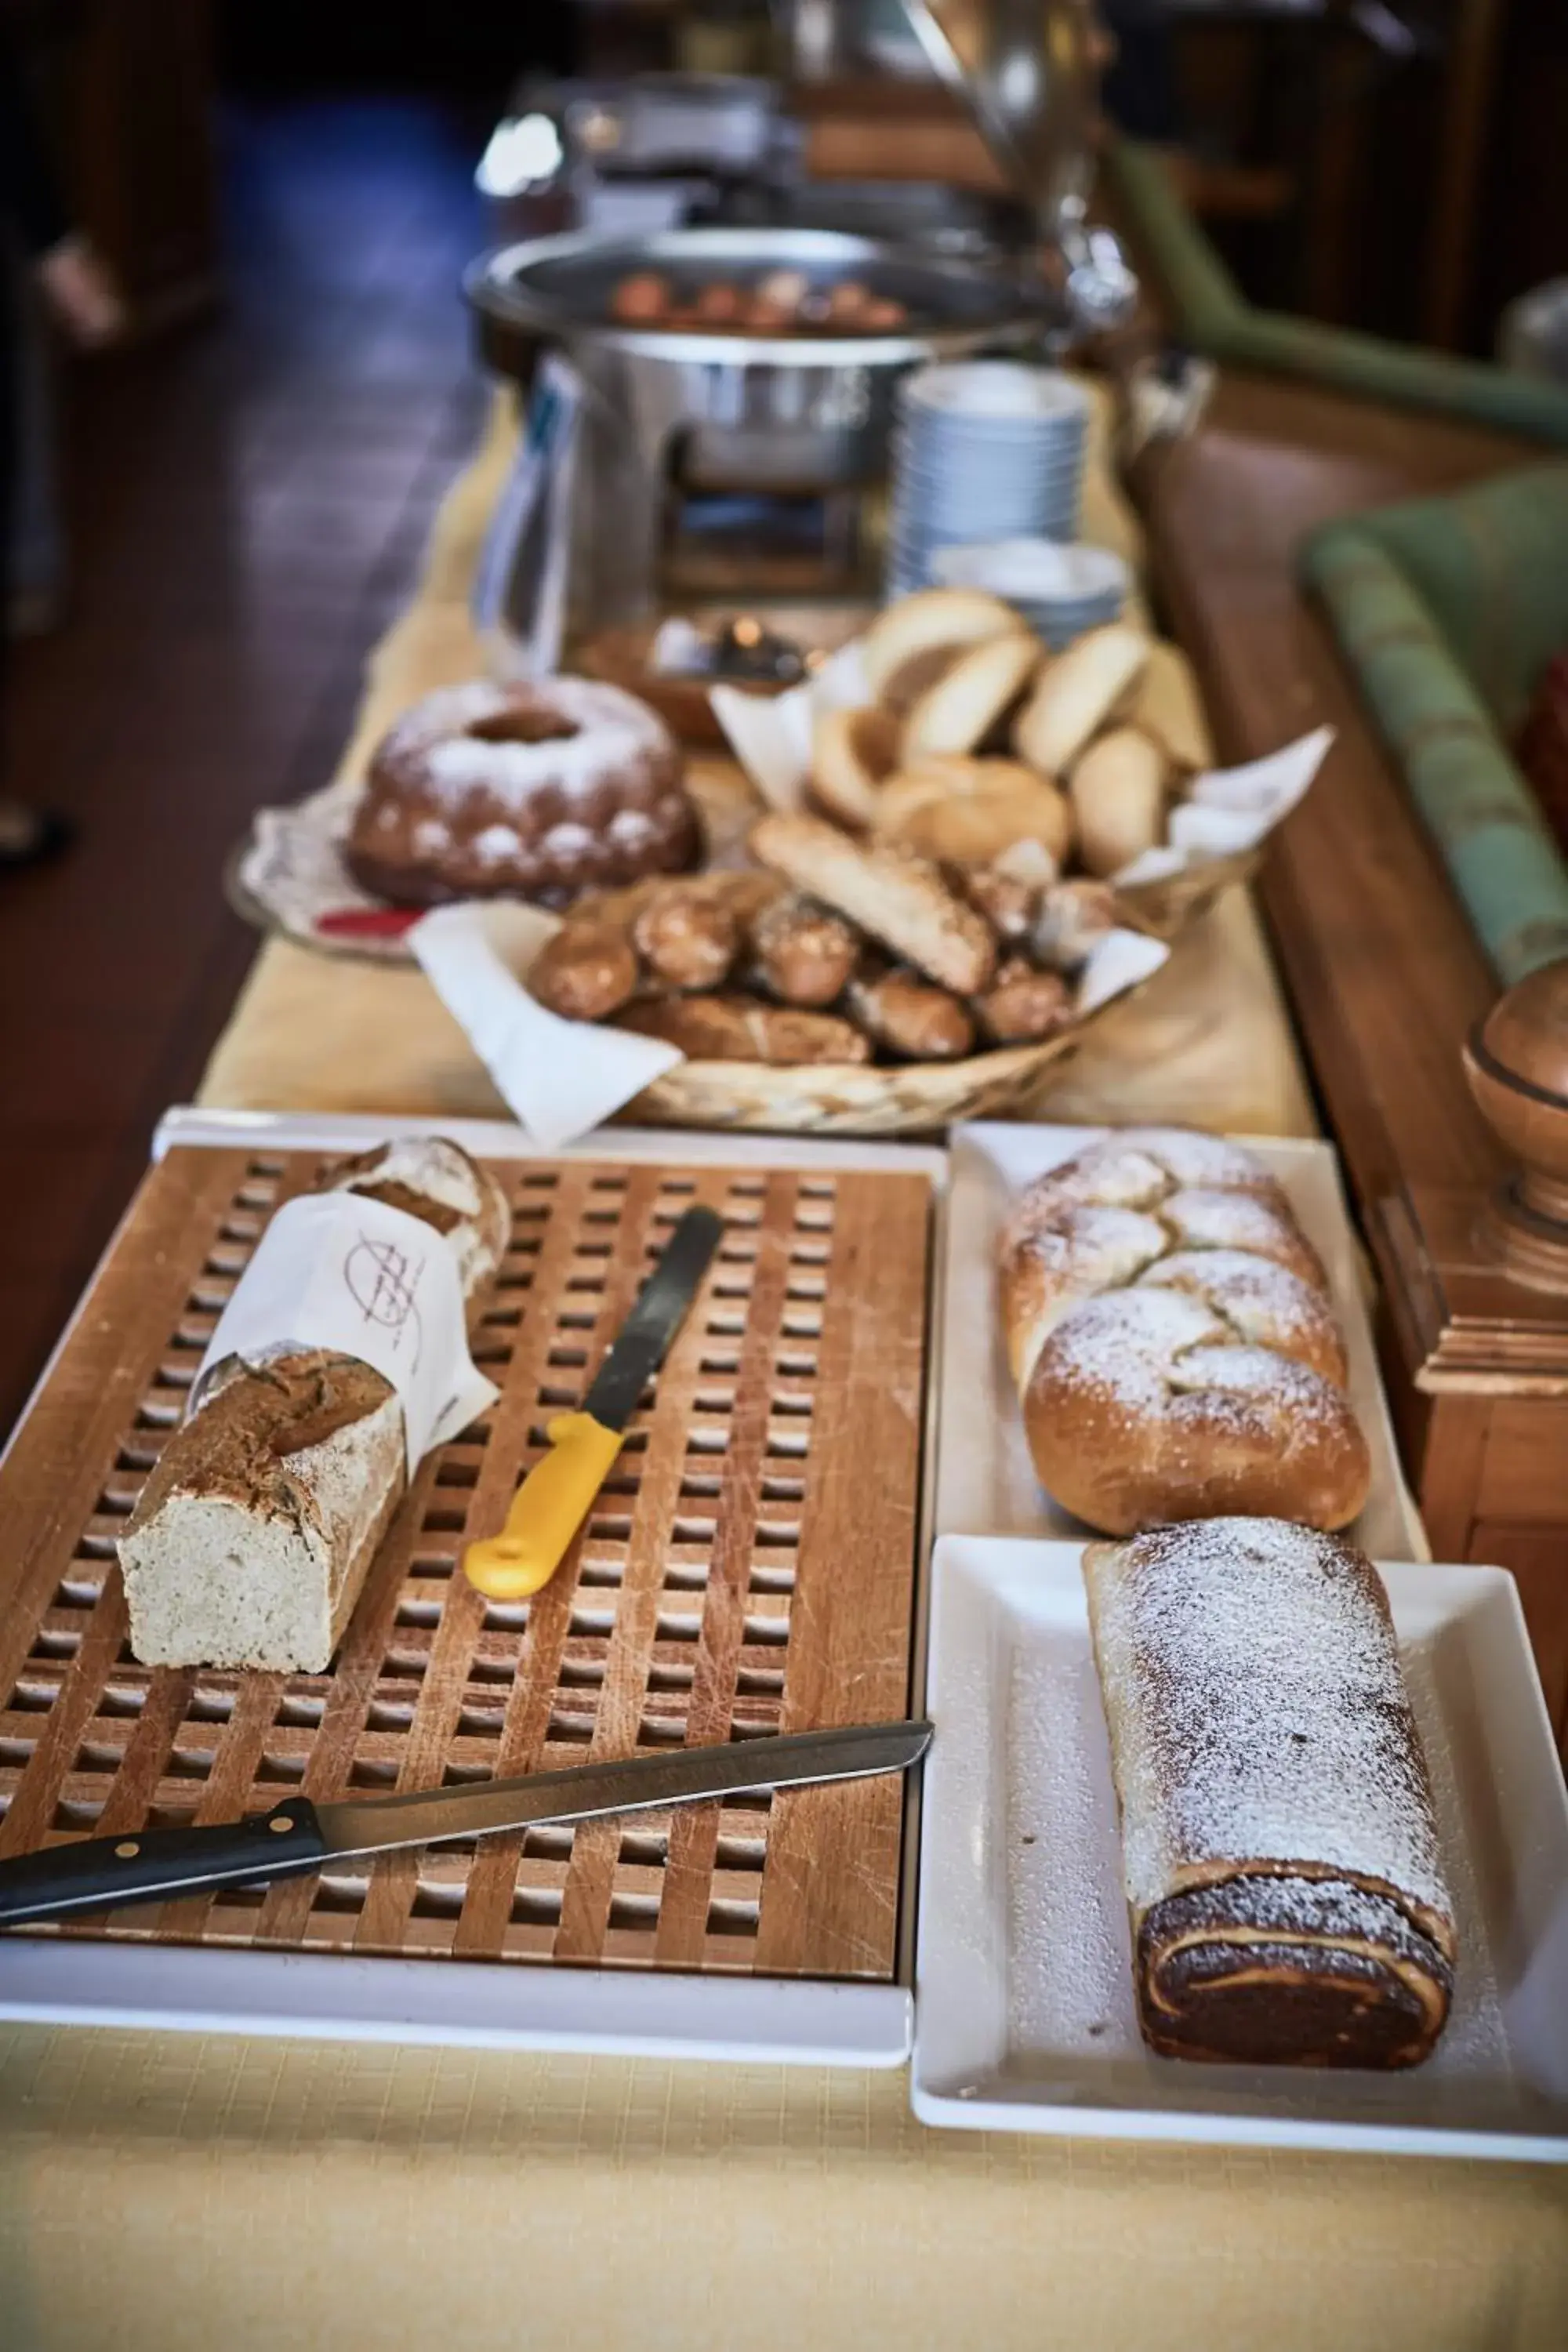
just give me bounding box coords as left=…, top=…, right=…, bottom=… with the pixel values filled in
left=1301, top=485, right=1568, bottom=985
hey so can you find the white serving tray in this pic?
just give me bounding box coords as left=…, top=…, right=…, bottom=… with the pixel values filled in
left=936, top=1122, right=1427, bottom=1560
left=0, top=1109, right=950, bottom=2069
left=913, top=1536, right=1568, bottom=2161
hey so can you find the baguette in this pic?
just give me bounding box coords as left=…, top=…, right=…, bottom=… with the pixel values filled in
left=118, top=1138, right=510, bottom=1674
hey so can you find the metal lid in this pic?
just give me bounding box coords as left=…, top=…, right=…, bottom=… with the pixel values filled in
left=464, top=224, right=1055, bottom=369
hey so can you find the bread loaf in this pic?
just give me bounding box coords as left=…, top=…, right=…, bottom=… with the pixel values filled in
left=998, top=1127, right=1370, bottom=1532
left=118, top=1138, right=510, bottom=1674
left=1084, top=1517, right=1454, bottom=2067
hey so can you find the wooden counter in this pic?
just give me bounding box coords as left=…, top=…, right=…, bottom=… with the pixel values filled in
left=1131, top=371, right=1568, bottom=1752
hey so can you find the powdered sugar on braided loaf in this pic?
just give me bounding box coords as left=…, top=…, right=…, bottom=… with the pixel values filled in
left=999, top=1129, right=1369, bottom=1532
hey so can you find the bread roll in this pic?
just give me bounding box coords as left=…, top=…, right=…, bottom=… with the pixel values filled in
left=901, top=630, right=1041, bottom=761
left=1069, top=727, right=1168, bottom=877
left=750, top=893, right=859, bottom=1007
left=750, top=811, right=996, bottom=995
left=1085, top=1518, right=1454, bottom=2068
left=1013, top=623, right=1152, bottom=777
left=1131, top=641, right=1210, bottom=773
left=616, top=993, right=870, bottom=1065
left=846, top=968, right=975, bottom=1061
left=811, top=705, right=902, bottom=828
left=631, top=884, right=740, bottom=991
left=971, top=957, right=1073, bottom=1045
left=528, top=926, right=638, bottom=1021
left=118, top=1138, right=510, bottom=1675
left=998, top=1127, right=1369, bottom=1532
left=959, top=862, right=1046, bottom=942
left=859, top=586, right=1026, bottom=702
left=1030, top=877, right=1118, bottom=972
left=873, top=757, right=1073, bottom=868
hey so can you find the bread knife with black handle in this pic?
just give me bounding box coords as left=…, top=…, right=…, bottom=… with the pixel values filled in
left=0, top=1719, right=932, bottom=1928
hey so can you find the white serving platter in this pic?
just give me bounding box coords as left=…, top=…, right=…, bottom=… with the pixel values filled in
left=936, top=1122, right=1427, bottom=1560
left=0, top=1109, right=949, bottom=2069
left=913, top=1536, right=1568, bottom=2161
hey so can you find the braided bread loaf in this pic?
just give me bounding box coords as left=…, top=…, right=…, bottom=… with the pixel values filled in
left=999, top=1128, right=1370, bottom=1534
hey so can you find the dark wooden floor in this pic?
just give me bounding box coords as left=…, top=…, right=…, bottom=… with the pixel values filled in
left=0, top=98, right=491, bottom=1439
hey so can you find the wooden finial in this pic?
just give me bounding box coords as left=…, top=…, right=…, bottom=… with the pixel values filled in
left=1463, top=958, right=1568, bottom=1290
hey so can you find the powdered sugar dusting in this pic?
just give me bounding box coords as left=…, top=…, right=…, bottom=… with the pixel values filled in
left=381, top=676, right=672, bottom=814
left=1141, top=1249, right=1343, bottom=1377
left=1006, top=1630, right=1138, bottom=2055
left=1034, top=1287, right=1229, bottom=1411
left=1086, top=1519, right=1454, bottom=1930
left=1160, top=1188, right=1326, bottom=1287
left=1003, top=1129, right=1281, bottom=1253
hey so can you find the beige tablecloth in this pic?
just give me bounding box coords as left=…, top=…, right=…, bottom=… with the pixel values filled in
left=8, top=391, right=1564, bottom=2352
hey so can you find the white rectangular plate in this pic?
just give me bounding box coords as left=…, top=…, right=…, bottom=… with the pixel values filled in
left=937, top=1122, right=1425, bottom=1559
left=913, top=1536, right=1568, bottom=2159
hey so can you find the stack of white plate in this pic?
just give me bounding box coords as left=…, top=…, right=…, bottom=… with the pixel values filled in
left=884, top=363, right=1092, bottom=600
left=931, top=538, right=1129, bottom=650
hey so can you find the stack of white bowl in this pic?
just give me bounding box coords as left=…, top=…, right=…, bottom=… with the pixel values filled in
left=931, top=538, right=1130, bottom=650
left=884, top=362, right=1092, bottom=600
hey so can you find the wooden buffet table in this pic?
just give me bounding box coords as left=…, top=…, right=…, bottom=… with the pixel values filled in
left=1131, top=370, right=1568, bottom=1753
left=4, top=388, right=1568, bottom=2352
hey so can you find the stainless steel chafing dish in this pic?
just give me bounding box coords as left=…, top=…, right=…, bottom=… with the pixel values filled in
left=466, top=222, right=1057, bottom=495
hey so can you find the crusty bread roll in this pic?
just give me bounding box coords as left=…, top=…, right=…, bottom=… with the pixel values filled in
left=1014, top=623, right=1152, bottom=778
left=616, top=993, right=869, bottom=1065
left=1086, top=1518, right=1454, bottom=2069
left=631, top=884, right=740, bottom=991
left=998, top=1127, right=1370, bottom=1533
left=845, top=967, right=975, bottom=1061
left=529, top=925, right=639, bottom=1022
left=901, top=630, right=1041, bottom=761
left=859, top=586, right=1026, bottom=702
left=118, top=1138, right=511, bottom=1675
left=749, top=893, right=858, bottom=1007
left=1029, top=877, right=1117, bottom=972
left=1069, top=727, right=1168, bottom=877
left=811, top=704, right=902, bottom=828
left=751, top=811, right=996, bottom=995
left=971, top=956, right=1073, bottom=1045
left=873, top=756, right=1073, bottom=867
left=1130, top=640, right=1209, bottom=774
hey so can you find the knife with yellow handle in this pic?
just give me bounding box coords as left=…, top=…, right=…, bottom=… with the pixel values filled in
left=463, top=1203, right=724, bottom=1600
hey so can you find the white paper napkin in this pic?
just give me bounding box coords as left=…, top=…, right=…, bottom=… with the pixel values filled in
left=710, top=640, right=870, bottom=815
left=192, top=1192, right=497, bottom=1473
left=410, top=902, right=683, bottom=1152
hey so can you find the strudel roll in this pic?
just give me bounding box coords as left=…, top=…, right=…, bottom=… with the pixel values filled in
left=1084, top=1518, right=1455, bottom=2068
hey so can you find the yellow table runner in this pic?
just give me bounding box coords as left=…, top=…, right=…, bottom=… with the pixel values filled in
left=9, top=392, right=1563, bottom=2352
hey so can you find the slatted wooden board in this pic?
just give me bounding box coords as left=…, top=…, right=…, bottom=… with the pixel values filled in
left=0, top=1144, right=932, bottom=1980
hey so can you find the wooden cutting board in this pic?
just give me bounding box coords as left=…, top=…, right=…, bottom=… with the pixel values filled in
left=0, top=1143, right=932, bottom=1980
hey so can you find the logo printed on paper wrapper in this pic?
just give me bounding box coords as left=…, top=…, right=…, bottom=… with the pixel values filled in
left=343, top=1232, right=426, bottom=1369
